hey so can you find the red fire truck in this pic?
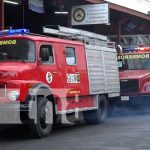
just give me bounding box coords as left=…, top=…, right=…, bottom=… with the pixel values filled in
left=0, top=26, right=120, bottom=138
left=117, top=47, right=150, bottom=105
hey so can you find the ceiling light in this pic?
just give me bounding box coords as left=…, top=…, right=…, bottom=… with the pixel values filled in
left=4, top=0, right=19, bottom=5
left=54, top=11, right=68, bottom=15
left=54, top=5, right=68, bottom=15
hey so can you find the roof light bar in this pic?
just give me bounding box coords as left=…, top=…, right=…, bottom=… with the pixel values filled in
left=123, top=48, right=136, bottom=52
left=4, top=0, right=19, bottom=5
left=0, top=29, right=29, bottom=36
left=123, top=47, right=150, bottom=53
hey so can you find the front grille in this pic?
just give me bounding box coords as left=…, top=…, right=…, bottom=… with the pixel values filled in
left=120, top=79, right=139, bottom=93
left=0, top=83, right=6, bottom=97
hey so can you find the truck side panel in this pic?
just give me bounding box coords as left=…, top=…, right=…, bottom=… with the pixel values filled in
left=103, top=51, right=120, bottom=94
left=85, top=45, right=120, bottom=96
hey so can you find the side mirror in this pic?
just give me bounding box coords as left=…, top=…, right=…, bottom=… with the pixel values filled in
left=40, top=48, right=49, bottom=61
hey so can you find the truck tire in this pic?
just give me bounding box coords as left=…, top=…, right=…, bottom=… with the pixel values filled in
left=83, top=95, right=108, bottom=124
left=29, top=97, right=53, bottom=138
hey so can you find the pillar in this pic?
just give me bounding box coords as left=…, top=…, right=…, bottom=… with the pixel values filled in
left=0, top=0, right=4, bottom=30
left=117, top=19, right=121, bottom=45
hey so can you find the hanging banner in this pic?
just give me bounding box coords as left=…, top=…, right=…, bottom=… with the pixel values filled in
left=71, top=3, right=109, bottom=26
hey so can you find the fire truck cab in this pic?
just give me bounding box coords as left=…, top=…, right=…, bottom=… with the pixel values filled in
left=0, top=27, right=120, bottom=138
left=118, top=47, right=150, bottom=105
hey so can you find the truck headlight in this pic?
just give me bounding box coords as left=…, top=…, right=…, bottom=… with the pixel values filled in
left=7, top=91, right=19, bottom=101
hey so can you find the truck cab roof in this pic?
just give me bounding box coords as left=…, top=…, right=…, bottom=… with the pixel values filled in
left=0, top=34, right=84, bottom=46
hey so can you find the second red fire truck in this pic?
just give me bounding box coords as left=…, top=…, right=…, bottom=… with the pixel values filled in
left=117, top=47, right=150, bottom=106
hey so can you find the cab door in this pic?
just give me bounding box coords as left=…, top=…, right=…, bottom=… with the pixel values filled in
left=37, top=42, right=63, bottom=89
left=63, top=44, right=89, bottom=97
left=63, top=45, right=81, bottom=97
left=65, top=46, right=79, bottom=86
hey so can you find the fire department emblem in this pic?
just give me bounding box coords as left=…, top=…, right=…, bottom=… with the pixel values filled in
left=46, top=72, right=53, bottom=83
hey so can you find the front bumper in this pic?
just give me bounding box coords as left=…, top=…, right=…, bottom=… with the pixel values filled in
left=0, top=102, right=29, bottom=111
left=0, top=102, right=30, bottom=124
left=110, top=94, right=150, bottom=107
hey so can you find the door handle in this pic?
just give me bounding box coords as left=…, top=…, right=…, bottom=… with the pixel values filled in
left=53, top=71, right=58, bottom=74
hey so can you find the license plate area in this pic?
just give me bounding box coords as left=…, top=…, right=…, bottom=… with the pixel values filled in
left=121, top=96, right=129, bottom=101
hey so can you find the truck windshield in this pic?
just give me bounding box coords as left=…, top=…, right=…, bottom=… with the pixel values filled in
left=0, top=39, right=35, bottom=62
left=118, top=53, right=150, bottom=71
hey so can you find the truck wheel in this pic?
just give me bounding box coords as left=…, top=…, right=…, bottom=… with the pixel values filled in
left=29, top=97, right=53, bottom=138
left=83, top=95, right=108, bottom=124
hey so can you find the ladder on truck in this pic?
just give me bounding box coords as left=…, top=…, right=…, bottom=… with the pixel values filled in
left=109, top=34, right=150, bottom=48
left=43, top=25, right=111, bottom=48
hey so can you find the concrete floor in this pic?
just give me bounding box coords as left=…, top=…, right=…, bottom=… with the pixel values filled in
left=0, top=108, right=150, bottom=150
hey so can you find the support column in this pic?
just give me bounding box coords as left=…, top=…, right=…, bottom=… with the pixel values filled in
left=117, top=20, right=121, bottom=45
left=0, top=0, right=4, bottom=30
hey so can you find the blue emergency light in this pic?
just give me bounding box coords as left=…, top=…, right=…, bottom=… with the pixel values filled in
left=123, top=47, right=138, bottom=53
left=0, top=29, right=29, bottom=36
